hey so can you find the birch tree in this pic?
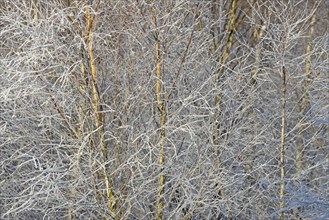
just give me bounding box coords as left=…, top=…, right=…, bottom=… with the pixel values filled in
left=1, top=0, right=328, bottom=219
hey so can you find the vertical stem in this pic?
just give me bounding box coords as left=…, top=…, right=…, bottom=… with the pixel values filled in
left=279, top=66, right=286, bottom=220
left=151, top=1, right=166, bottom=219
left=211, top=0, right=218, bottom=52
left=85, top=3, right=116, bottom=218
left=221, top=0, right=237, bottom=65
left=279, top=29, right=287, bottom=220
left=296, top=12, right=316, bottom=178
left=195, top=4, right=203, bottom=31
left=86, top=5, right=101, bottom=130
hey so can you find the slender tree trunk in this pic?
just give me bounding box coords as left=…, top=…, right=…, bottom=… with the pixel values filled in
left=151, top=1, right=166, bottom=219
left=279, top=66, right=286, bottom=220
left=279, top=28, right=287, bottom=220
left=85, top=3, right=116, bottom=218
